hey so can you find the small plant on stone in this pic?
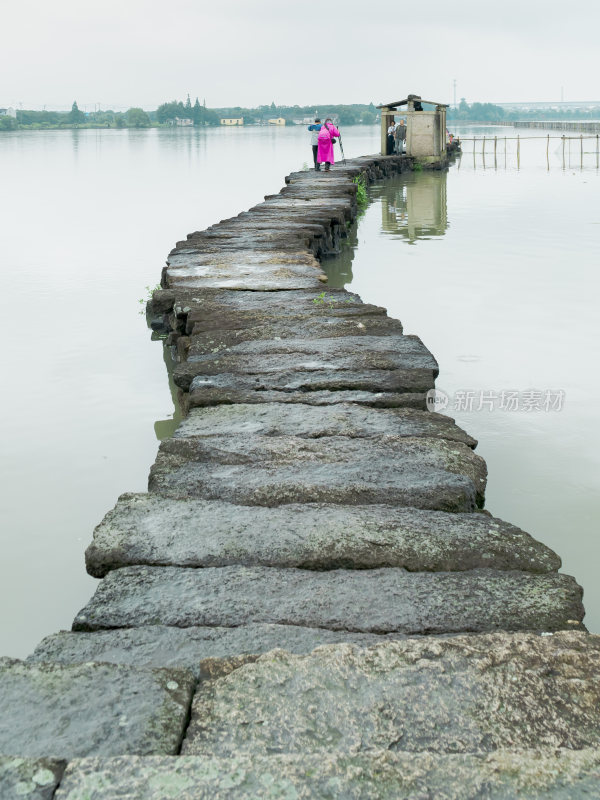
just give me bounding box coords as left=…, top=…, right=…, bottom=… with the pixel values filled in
left=138, top=284, right=161, bottom=314
left=313, top=291, right=353, bottom=309
left=352, top=176, right=368, bottom=210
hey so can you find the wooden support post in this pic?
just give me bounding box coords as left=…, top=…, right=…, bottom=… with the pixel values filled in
left=482, top=136, right=486, bottom=154
left=580, top=134, right=583, bottom=168
left=380, top=108, right=391, bottom=156
left=494, top=136, right=497, bottom=157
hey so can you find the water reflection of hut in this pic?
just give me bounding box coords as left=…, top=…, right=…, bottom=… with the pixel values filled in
left=381, top=172, right=448, bottom=243
left=377, top=94, right=448, bottom=161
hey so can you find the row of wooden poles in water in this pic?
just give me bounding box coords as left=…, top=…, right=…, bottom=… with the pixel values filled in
left=457, top=134, right=600, bottom=168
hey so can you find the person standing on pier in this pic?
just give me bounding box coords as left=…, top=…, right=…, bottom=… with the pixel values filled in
left=317, top=118, right=341, bottom=172
left=395, top=119, right=406, bottom=153
left=308, top=118, right=322, bottom=170
left=387, top=120, right=396, bottom=154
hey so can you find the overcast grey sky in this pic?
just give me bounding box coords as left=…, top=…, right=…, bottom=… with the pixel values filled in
left=2, top=0, right=598, bottom=110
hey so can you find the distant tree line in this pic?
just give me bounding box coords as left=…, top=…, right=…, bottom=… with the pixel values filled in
left=5, top=97, right=599, bottom=132
left=2, top=98, right=380, bottom=131
left=156, top=98, right=379, bottom=126
left=448, top=98, right=600, bottom=122
left=8, top=101, right=153, bottom=130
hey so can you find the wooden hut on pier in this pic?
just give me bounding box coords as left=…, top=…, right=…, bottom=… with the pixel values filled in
left=377, top=95, right=448, bottom=161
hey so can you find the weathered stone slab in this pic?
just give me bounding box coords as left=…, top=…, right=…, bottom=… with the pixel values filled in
left=0, top=658, right=194, bottom=759
left=171, top=404, right=476, bottom=446
left=185, top=229, right=312, bottom=243
left=187, top=314, right=405, bottom=354
left=186, top=378, right=427, bottom=409
left=207, top=217, right=331, bottom=233
left=153, top=287, right=385, bottom=330
left=53, top=749, right=600, bottom=799
left=254, top=193, right=354, bottom=207
left=167, top=249, right=319, bottom=268
left=199, top=222, right=327, bottom=238
left=84, top=493, right=559, bottom=578
left=0, top=756, right=65, bottom=800
left=165, top=255, right=326, bottom=291
left=210, top=211, right=344, bottom=235
left=207, top=217, right=330, bottom=230
left=178, top=238, right=315, bottom=257
left=280, top=182, right=356, bottom=195
left=72, top=565, right=584, bottom=634
left=195, top=221, right=339, bottom=258
left=185, top=368, right=434, bottom=404
left=30, top=624, right=406, bottom=677
left=182, top=334, right=438, bottom=376
left=175, top=240, right=311, bottom=255
left=251, top=198, right=353, bottom=220
left=182, top=633, right=600, bottom=757
left=149, top=434, right=486, bottom=511
left=178, top=359, right=437, bottom=394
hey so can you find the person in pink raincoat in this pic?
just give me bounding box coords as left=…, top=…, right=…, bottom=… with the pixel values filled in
left=317, top=118, right=341, bottom=171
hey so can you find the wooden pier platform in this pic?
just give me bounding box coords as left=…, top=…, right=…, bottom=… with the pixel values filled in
left=2, top=154, right=599, bottom=798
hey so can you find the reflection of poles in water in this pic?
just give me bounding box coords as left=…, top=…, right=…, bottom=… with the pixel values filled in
left=464, top=133, right=600, bottom=169
left=382, top=187, right=406, bottom=232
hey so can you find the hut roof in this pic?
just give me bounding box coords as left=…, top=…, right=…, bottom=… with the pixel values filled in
left=377, top=95, right=449, bottom=109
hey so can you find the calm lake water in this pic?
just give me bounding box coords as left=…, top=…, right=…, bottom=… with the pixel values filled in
left=0, top=124, right=598, bottom=657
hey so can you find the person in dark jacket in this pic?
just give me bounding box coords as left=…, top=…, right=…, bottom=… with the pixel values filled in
left=387, top=120, right=396, bottom=155
left=307, top=118, right=322, bottom=170
left=394, top=119, right=406, bottom=153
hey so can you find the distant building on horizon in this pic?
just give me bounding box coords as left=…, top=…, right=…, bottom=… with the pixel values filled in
left=167, top=117, right=193, bottom=127
left=268, top=118, right=286, bottom=126
left=220, top=117, right=244, bottom=126
left=0, top=107, right=16, bottom=118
